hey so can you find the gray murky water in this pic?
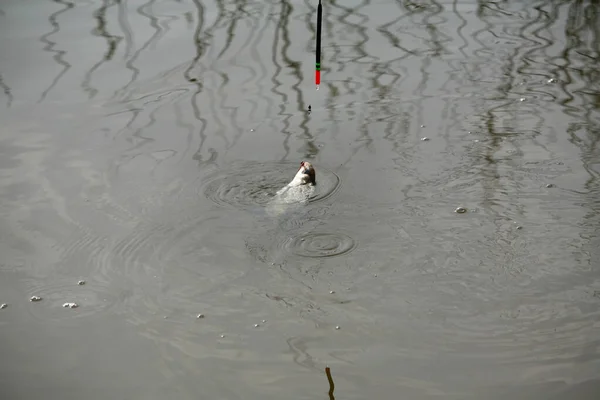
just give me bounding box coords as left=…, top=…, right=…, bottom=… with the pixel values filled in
left=1, top=0, right=599, bottom=399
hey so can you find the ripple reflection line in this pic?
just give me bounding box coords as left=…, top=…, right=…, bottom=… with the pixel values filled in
left=114, top=0, right=169, bottom=99
left=38, top=0, right=74, bottom=103
left=173, top=95, right=197, bottom=165
left=218, top=1, right=269, bottom=152
left=187, top=0, right=211, bottom=166
left=329, top=0, right=370, bottom=65
left=82, top=0, right=122, bottom=99
left=270, top=0, right=293, bottom=160
left=227, top=2, right=276, bottom=152
left=215, top=0, right=250, bottom=60
left=0, top=73, right=13, bottom=108
left=282, top=0, right=313, bottom=160
left=452, top=0, right=469, bottom=59
left=117, top=0, right=135, bottom=59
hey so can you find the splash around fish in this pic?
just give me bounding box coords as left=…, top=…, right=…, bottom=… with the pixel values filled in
left=200, top=161, right=340, bottom=213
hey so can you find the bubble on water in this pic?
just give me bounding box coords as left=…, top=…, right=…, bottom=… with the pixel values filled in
left=197, top=314, right=205, bottom=319
left=546, top=183, right=554, bottom=188
left=262, top=319, right=266, bottom=323
left=455, top=207, right=467, bottom=214
left=62, top=302, right=78, bottom=309
left=516, top=226, right=523, bottom=230
left=519, top=97, right=526, bottom=102
left=78, top=280, right=86, bottom=285
left=335, top=326, right=341, bottom=330
left=0, top=303, right=7, bottom=309
left=420, top=137, right=429, bottom=141
left=254, top=323, right=260, bottom=328
left=329, top=290, right=335, bottom=294
left=220, top=334, right=225, bottom=338
left=250, top=129, right=254, bottom=132
left=547, top=78, right=556, bottom=83
left=420, top=125, right=425, bottom=128
left=30, top=296, right=42, bottom=302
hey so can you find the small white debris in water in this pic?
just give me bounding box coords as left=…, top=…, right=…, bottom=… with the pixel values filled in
left=335, top=326, right=340, bottom=330
left=250, top=129, right=254, bottom=132
left=197, top=314, right=205, bottom=319
left=421, top=137, right=430, bottom=141
left=420, top=125, right=425, bottom=128
left=262, top=319, right=266, bottom=323
left=62, top=302, right=78, bottom=309
left=220, top=334, right=225, bottom=338
left=254, top=323, right=260, bottom=328
left=455, top=207, right=467, bottom=214
left=519, top=98, right=526, bottom=102
left=0, top=303, right=7, bottom=309
left=78, top=280, right=86, bottom=285
left=474, top=139, right=480, bottom=143
left=30, top=296, right=42, bottom=302
left=547, top=78, right=556, bottom=83
left=329, top=290, right=335, bottom=294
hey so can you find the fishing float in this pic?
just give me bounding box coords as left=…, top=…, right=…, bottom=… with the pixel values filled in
left=316, top=0, right=322, bottom=89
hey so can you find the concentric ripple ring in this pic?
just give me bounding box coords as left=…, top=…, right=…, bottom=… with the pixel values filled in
left=200, top=161, right=341, bottom=209
left=284, top=232, right=357, bottom=258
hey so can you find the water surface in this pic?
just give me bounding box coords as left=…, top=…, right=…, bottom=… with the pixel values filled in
left=1, top=0, right=599, bottom=399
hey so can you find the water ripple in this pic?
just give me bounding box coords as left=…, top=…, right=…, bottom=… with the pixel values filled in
left=3, top=0, right=600, bottom=396
left=200, top=161, right=341, bottom=210
left=282, top=231, right=357, bottom=259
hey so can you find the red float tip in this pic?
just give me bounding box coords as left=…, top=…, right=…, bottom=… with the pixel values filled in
left=315, top=70, right=321, bottom=85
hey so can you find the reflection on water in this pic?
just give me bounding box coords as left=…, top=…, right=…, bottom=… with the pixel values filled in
left=0, top=0, right=599, bottom=399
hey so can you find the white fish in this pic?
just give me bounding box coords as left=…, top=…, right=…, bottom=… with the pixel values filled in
left=279, top=161, right=316, bottom=190
left=267, top=161, right=316, bottom=217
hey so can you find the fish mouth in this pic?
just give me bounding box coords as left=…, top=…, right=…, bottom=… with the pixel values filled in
left=297, top=161, right=316, bottom=185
